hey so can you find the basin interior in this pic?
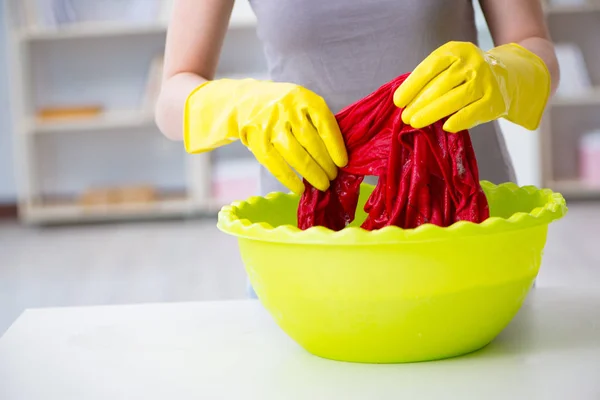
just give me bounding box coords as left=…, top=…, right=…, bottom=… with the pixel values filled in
left=235, top=182, right=551, bottom=228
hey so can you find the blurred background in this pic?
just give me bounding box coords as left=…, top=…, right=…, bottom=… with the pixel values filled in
left=0, top=0, right=599, bottom=334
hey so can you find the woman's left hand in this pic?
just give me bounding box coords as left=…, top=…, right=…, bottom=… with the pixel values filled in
left=393, top=41, right=551, bottom=133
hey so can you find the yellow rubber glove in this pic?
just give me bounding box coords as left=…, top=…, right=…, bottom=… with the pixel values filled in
left=184, top=79, right=348, bottom=195
left=393, top=41, right=551, bottom=133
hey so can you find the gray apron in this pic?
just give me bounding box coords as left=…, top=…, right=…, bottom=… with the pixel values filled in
left=249, top=0, right=516, bottom=195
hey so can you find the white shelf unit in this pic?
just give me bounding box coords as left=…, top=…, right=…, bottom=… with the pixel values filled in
left=5, top=0, right=267, bottom=224
left=540, top=1, right=600, bottom=200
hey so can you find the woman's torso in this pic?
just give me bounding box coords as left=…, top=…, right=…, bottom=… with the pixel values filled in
left=248, top=0, right=516, bottom=194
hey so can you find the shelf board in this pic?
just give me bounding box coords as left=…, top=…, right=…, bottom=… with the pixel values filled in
left=549, top=179, right=600, bottom=199
left=551, top=90, right=600, bottom=106
left=19, top=11, right=256, bottom=42
left=23, top=195, right=197, bottom=224
left=27, top=110, right=157, bottom=134
left=544, top=3, right=600, bottom=14
left=20, top=22, right=168, bottom=41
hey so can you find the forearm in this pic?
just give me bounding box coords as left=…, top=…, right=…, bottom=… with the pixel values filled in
left=155, top=72, right=207, bottom=141
left=515, top=37, right=560, bottom=96
left=155, top=0, right=233, bottom=141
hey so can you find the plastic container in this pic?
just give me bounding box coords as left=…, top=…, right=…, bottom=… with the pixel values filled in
left=218, top=181, right=567, bottom=363
left=579, top=130, right=600, bottom=188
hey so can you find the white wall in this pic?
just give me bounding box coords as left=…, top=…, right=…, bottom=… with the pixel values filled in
left=0, top=0, right=16, bottom=202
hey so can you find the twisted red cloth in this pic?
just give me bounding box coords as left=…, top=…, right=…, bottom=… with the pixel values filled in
left=297, top=73, right=489, bottom=231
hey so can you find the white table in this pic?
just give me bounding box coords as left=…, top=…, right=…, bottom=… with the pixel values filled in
left=1, top=287, right=599, bottom=400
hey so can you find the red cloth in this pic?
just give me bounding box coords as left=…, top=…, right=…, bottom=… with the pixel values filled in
left=297, top=73, right=489, bottom=231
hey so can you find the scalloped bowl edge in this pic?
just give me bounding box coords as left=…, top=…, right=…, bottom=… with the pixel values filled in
left=217, top=181, right=568, bottom=245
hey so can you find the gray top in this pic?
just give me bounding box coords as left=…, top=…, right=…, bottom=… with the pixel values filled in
left=248, top=0, right=516, bottom=195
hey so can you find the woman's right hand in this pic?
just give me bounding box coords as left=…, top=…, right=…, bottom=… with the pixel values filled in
left=184, top=78, right=348, bottom=194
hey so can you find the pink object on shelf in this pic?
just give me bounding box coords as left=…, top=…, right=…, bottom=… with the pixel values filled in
left=579, top=130, right=600, bottom=188
left=213, top=179, right=258, bottom=203
left=212, top=159, right=260, bottom=203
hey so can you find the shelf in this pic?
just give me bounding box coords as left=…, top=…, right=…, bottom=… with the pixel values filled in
left=27, top=110, right=157, bottom=134
left=19, top=9, right=256, bottom=42
left=7, top=0, right=266, bottom=225
left=549, top=179, right=600, bottom=199
left=544, top=3, right=600, bottom=14
left=22, top=195, right=198, bottom=224
left=20, top=22, right=168, bottom=41
left=551, top=90, right=600, bottom=106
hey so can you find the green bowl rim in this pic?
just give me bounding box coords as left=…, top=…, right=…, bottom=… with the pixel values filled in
left=217, top=181, right=568, bottom=245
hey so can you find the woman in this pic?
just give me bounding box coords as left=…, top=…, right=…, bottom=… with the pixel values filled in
left=156, top=2, right=558, bottom=277
left=156, top=0, right=558, bottom=197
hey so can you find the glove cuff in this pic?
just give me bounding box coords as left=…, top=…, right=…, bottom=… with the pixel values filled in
left=486, top=43, right=551, bottom=130
left=184, top=79, right=259, bottom=153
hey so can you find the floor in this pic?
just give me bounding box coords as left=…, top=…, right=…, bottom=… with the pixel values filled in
left=1, top=203, right=599, bottom=335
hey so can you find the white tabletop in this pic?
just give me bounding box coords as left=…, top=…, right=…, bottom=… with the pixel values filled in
left=1, top=287, right=599, bottom=400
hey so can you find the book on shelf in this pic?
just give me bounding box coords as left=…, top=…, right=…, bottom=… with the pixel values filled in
left=78, top=185, right=158, bottom=207
left=36, top=105, right=104, bottom=121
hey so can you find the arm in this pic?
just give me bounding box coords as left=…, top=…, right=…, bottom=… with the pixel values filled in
left=155, top=0, right=234, bottom=140
left=154, top=0, right=346, bottom=194
left=394, top=0, right=557, bottom=132
left=480, top=0, right=560, bottom=95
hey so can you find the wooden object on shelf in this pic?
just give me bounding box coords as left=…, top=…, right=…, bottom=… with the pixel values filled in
left=78, top=185, right=158, bottom=207
left=78, top=187, right=119, bottom=207
left=36, top=105, right=103, bottom=121
left=116, top=185, right=157, bottom=204
left=30, top=110, right=156, bottom=134
left=27, top=194, right=192, bottom=224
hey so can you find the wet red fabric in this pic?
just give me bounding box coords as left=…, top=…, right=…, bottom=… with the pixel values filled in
left=297, top=73, right=489, bottom=231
